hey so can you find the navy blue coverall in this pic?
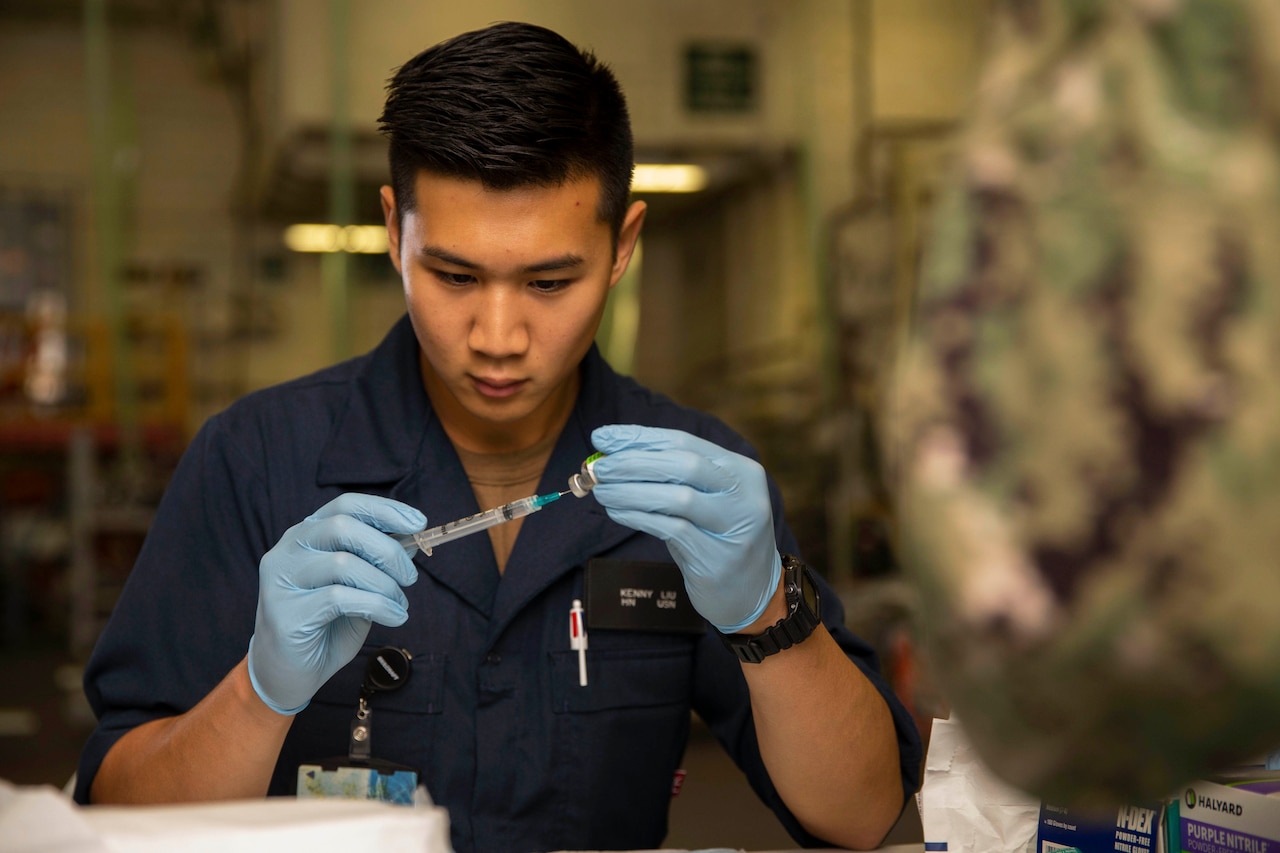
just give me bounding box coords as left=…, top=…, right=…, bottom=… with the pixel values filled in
left=76, top=315, right=922, bottom=851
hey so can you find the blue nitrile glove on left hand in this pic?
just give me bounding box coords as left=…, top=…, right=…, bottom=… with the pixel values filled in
left=247, top=493, right=425, bottom=715
left=589, top=424, right=783, bottom=634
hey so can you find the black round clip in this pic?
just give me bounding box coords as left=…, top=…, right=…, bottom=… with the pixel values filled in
left=363, top=646, right=412, bottom=695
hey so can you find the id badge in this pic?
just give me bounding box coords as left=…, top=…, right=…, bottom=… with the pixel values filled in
left=296, top=646, right=420, bottom=805
left=584, top=559, right=705, bottom=634
left=296, top=761, right=419, bottom=805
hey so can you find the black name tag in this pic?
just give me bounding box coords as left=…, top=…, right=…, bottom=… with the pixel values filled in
left=585, top=559, right=705, bottom=634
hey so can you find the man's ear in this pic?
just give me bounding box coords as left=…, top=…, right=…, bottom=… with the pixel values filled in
left=380, top=185, right=403, bottom=275
left=610, top=200, right=647, bottom=287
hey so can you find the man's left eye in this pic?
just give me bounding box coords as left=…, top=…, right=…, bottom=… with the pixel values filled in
left=530, top=279, right=569, bottom=293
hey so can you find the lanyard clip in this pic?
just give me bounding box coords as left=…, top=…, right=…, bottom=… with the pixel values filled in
left=349, top=695, right=373, bottom=761
left=347, top=647, right=412, bottom=763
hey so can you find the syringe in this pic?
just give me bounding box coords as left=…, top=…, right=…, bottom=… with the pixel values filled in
left=397, top=490, right=568, bottom=556
left=397, top=452, right=608, bottom=557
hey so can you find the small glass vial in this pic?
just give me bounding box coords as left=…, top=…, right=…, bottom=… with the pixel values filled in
left=568, top=452, right=606, bottom=497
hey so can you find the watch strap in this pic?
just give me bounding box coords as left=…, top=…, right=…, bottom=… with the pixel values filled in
left=721, top=555, right=821, bottom=664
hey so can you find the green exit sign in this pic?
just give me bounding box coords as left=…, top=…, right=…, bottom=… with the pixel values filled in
left=685, top=43, right=757, bottom=113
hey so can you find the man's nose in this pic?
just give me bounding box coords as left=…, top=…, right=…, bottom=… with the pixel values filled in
left=468, top=285, right=529, bottom=358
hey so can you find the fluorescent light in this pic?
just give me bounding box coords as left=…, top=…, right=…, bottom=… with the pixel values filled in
left=284, top=224, right=389, bottom=254
left=282, top=169, right=707, bottom=255
left=631, top=163, right=708, bottom=193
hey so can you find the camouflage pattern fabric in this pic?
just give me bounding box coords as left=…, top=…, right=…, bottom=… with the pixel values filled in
left=884, top=0, right=1280, bottom=806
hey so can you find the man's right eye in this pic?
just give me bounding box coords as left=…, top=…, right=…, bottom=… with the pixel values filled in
left=432, top=271, right=476, bottom=286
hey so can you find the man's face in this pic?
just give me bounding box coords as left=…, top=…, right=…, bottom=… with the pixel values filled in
left=382, top=171, right=644, bottom=451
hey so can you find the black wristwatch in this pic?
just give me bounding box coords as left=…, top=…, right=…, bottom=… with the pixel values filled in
left=721, top=555, right=822, bottom=664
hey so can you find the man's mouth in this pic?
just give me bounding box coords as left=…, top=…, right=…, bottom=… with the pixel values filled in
left=471, top=375, right=527, bottom=399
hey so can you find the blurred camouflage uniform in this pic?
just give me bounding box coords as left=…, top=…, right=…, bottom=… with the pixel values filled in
left=884, top=0, right=1280, bottom=806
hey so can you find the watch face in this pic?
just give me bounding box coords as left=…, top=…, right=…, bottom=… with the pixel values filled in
left=801, top=570, right=819, bottom=616
left=784, top=557, right=820, bottom=621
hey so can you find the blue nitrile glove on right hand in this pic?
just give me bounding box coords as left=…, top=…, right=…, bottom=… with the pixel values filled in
left=247, top=493, right=424, bottom=715
left=588, top=425, right=783, bottom=634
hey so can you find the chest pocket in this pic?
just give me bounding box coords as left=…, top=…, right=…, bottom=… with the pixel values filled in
left=276, top=646, right=447, bottom=794
left=546, top=639, right=697, bottom=848
left=548, top=643, right=694, bottom=713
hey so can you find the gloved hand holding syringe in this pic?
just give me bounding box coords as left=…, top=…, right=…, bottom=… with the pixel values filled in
left=396, top=453, right=604, bottom=556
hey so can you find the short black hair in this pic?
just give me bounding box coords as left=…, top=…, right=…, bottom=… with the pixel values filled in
left=379, top=22, right=634, bottom=237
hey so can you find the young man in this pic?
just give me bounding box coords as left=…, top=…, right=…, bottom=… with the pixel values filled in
left=76, top=22, right=921, bottom=852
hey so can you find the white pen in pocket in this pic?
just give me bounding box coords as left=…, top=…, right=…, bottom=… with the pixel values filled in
left=570, top=598, right=588, bottom=687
